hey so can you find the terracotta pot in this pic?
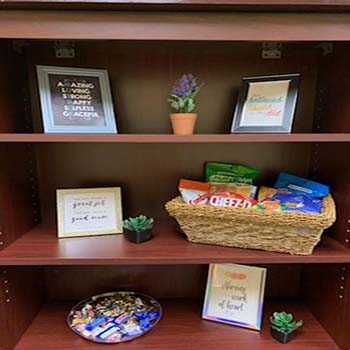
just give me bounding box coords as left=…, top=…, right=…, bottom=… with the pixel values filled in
left=170, top=113, right=197, bottom=135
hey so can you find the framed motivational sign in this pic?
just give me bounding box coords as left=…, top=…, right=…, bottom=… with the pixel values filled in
left=202, top=263, right=267, bottom=330
left=37, top=65, right=117, bottom=133
left=231, top=74, right=300, bottom=133
left=56, top=187, right=123, bottom=238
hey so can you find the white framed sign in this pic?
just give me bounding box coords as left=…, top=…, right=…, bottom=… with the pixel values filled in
left=202, top=263, right=267, bottom=330
left=56, top=187, right=123, bottom=238
left=37, top=65, right=117, bottom=133
left=231, top=74, right=300, bottom=133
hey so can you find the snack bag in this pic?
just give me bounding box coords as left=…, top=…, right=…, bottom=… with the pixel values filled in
left=260, top=193, right=323, bottom=213
left=209, top=183, right=257, bottom=199
left=205, top=162, right=260, bottom=184
left=178, top=179, right=257, bottom=208
left=274, top=172, right=329, bottom=198
left=258, top=186, right=290, bottom=201
left=179, top=179, right=210, bottom=204
left=207, top=192, right=257, bottom=208
left=255, top=201, right=283, bottom=211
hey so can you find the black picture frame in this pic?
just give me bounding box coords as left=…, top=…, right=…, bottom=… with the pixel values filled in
left=231, top=73, right=300, bottom=133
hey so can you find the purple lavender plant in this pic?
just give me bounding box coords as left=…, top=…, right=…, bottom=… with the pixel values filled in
left=168, top=74, right=203, bottom=113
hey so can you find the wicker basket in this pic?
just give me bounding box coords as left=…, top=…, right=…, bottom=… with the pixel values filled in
left=165, top=195, right=336, bottom=255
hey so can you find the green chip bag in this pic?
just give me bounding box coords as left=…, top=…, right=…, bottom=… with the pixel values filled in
left=205, top=162, right=260, bottom=184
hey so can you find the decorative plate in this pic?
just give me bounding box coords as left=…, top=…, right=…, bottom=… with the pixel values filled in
left=67, top=291, right=162, bottom=343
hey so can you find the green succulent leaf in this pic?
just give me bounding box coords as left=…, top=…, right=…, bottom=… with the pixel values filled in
left=270, top=312, right=303, bottom=334
left=123, top=215, right=154, bottom=232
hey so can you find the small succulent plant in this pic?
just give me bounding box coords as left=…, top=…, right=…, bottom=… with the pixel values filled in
left=168, top=74, right=203, bottom=113
left=270, top=312, right=303, bottom=334
left=123, top=215, right=154, bottom=232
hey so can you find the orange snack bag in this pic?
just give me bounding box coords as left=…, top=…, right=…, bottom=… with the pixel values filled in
left=179, top=179, right=210, bottom=204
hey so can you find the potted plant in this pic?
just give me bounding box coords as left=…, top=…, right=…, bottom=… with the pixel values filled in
left=123, top=215, right=154, bottom=244
left=168, top=73, right=203, bottom=135
left=270, top=311, right=303, bottom=344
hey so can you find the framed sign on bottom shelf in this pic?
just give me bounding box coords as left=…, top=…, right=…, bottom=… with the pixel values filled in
left=202, top=263, right=267, bottom=330
left=56, top=187, right=123, bottom=238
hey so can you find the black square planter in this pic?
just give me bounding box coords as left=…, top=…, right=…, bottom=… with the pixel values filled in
left=271, top=327, right=295, bottom=344
left=124, top=229, right=153, bottom=244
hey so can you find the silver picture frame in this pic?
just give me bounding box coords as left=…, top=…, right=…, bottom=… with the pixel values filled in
left=37, top=65, right=117, bottom=133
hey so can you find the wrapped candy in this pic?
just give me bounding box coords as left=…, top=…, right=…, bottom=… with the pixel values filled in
left=68, top=292, right=162, bottom=344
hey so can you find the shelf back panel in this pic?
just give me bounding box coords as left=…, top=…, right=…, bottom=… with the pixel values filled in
left=314, top=44, right=350, bottom=134
left=34, top=142, right=312, bottom=222
left=26, top=41, right=318, bottom=135
left=44, top=264, right=301, bottom=301
left=309, top=143, right=350, bottom=248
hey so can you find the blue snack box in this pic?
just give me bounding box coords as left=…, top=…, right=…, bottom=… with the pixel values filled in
left=271, top=193, right=323, bottom=213
left=274, top=172, right=329, bottom=198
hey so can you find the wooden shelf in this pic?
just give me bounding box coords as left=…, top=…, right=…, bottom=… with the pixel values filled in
left=14, top=299, right=339, bottom=350
left=0, top=223, right=349, bottom=265
left=2, top=11, right=350, bottom=41
left=1, top=133, right=350, bottom=143
left=4, top=0, right=350, bottom=10
left=3, top=1, right=350, bottom=13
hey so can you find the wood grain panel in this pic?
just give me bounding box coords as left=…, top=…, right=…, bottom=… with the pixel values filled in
left=0, top=267, right=43, bottom=350
left=314, top=44, right=350, bottom=134
left=306, top=131, right=350, bottom=347
left=0, top=42, right=35, bottom=252
left=33, top=142, right=312, bottom=222
left=3, top=133, right=350, bottom=143
left=0, top=40, right=28, bottom=133
left=3, top=0, right=350, bottom=12
left=27, top=41, right=319, bottom=135
left=44, top=264, right=301, bottom=300
left=25, top=41, right=318, bottom=221
left=45, top=265, right=208, bottom=300
left=2, top=11, right=350, bottom=40
left=5, top=0, right=350, bottom=6
left=303, top=264, right=350, bottom=350
left=0, top=144, right=35, bottom=251
left=14, top=299, right=339, bottom=350
left=309, top=143, right=350, bottom=249
left=0, top=224, right=348, bottom=265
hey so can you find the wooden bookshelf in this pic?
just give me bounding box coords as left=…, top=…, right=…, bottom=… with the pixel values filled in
left=0, top=4, right=350, bottom=350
